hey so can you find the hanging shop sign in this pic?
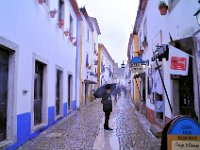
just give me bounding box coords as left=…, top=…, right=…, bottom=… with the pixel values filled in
left=169, top=46, right=189, bottom=76
left=131, top=65, right=145, bottom=73
left=167, top=116, right=200, bottom=150
left=131, top=57, right=149, bottom=73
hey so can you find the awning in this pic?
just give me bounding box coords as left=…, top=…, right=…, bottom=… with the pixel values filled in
left=131, top=57, right=143, bottom=64
left=131, top=57, right=149, bottom=65
left=84, top=80, right=97, bottom=84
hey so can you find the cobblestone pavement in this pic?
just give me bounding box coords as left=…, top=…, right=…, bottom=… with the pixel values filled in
left=115, top=96, right=160, bottom=150
left=18, top=95, right=160, bottom=150
left=18, top=100, right=104, bottom=150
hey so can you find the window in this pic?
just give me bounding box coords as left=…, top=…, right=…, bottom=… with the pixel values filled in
left=143, top=18, right=147, bottom=41
left=139, top=32, right=142, bottom=50
left=58, top=0, right=64, bottom=21
left=69, top=15, right=73, bottom=36
left=94, top=43, right=96, bottom=53
left=87, top=28, right=89, bottom=42
left=86, top=54, right=89, bottom=67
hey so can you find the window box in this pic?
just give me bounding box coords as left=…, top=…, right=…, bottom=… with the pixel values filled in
left=38, top=0, right=45, bottom=4
left=58, top=20, right=64, bottom=28
left=159, top=1, right=168, bottom=16
left=49, top=9, right=57, bottom=18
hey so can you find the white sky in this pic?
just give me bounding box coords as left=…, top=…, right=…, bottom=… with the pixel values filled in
left=77, top=0, right=139, bottom=64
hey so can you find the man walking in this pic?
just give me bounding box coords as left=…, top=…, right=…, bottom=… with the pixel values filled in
left=101, top=85, right=113, bottom=130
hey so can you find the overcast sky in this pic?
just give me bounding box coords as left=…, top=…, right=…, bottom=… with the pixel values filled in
left=77, top=0, right=139, bottom=64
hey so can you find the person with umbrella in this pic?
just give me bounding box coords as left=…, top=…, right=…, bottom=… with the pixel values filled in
left=93, top=84, right=116, bottom=130
left=111, top=86, right=118, bottom=103
left=101, top=85, right=113, bottom=130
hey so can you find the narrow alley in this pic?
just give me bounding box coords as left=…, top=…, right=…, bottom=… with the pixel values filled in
left=18, top=94, right=160, bottom=150
left=1, top=1, right=200, bottom=150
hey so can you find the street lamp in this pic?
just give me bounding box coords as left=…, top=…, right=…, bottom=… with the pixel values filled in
left=194, top=0, right=200, bottom=26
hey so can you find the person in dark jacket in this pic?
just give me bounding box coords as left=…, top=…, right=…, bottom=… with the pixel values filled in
left=101, top=85, right=113, bottom=130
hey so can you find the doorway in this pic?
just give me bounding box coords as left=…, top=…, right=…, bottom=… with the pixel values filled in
left=0, top=50, right=8, bottom=142
left=179, top=58, right=197, bottom=119
left=56, top=70, right=62, bottom=116
left=34, top=61, right=44, bottom=126
left=85, top=83, right=88, bottom=104
left=68, top=75, right=72, bottom=111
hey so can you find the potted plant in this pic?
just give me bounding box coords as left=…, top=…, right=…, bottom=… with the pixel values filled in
left=49, top=9, right=57, bottom=18
left=73, top=40, right=77, bottom=46
left=69, top=36, right=74, bottom=43
left=142, top=36, right=148, bottom=48
left=158, top=0, right=168, bottom=16
left=139, top=49, right=144, bottom=56
left=58, top=19, right=64, bottom=28
left=64, top=30, right=70, bottom=36
left=38, top=0, right=44, bottom=4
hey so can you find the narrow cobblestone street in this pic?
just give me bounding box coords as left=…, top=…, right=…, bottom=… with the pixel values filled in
left=18, top=95, right=160, bottom=150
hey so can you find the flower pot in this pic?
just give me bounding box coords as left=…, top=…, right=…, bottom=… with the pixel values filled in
left=58, top=20, right=64, bottom=28
left=73, top=41, right=77, bottom=46
left=38, top=0, right=44, bottom=4
left=64, top=31, right=69, bottom=36
left=69, top=37, right=73, bottom=42
left=49, top=10, right=57, bottom=18
left=159, top=6, right=168, bottom=15
left=139, top=49, right=144, bottom=56
left=142, top=41, right=148, bottom=48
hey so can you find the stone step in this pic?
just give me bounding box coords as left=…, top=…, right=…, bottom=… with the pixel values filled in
left=150, top=124, right=162, bottom=138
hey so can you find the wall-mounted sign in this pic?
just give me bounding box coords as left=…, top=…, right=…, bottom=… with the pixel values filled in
left=167, top=116, right=200, bottom=150
left=171, top=57, right=187, bottom=71
left=169, top=46, right=189, bottom=76
left=131, top=65, right=145, bottom=73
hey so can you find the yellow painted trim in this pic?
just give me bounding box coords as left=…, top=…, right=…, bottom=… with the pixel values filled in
left=79, top=21, right=83, bottom=107
left=133, top=34, right=139, bottom=103
left=97, top=44, right=102, bottom=87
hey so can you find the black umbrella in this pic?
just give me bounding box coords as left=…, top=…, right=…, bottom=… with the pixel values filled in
left=93, top=83, right=116, bottom=98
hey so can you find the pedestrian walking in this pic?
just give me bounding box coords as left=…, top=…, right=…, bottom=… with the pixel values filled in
left=111, top=87, right=118, bottom=103
left=101, top=85, right=113, bottom=130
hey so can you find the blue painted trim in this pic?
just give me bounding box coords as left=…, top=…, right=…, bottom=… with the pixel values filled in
left=5, top=105, right=67, bottom=150
left=16, top=113, right=31, bottom=146
left=63, top=102, right=68, bottom=116
left=72, top=100, right=77, bottom=110
left=48, top=106, right=55, bottom=126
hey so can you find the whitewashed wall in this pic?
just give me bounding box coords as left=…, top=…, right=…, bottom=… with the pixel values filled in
left=0, top=0, right=77, bottom=115
left=137, top=0, right=199, bottom=119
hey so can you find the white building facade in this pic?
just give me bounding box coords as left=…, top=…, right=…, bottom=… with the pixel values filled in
left=79, top=7, right=100, bottom=106
left=133, top=0, right=200, bottom=129
left=98, top=44, right=115, bottom=86
left=0, top=0, right=82, bottom=149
